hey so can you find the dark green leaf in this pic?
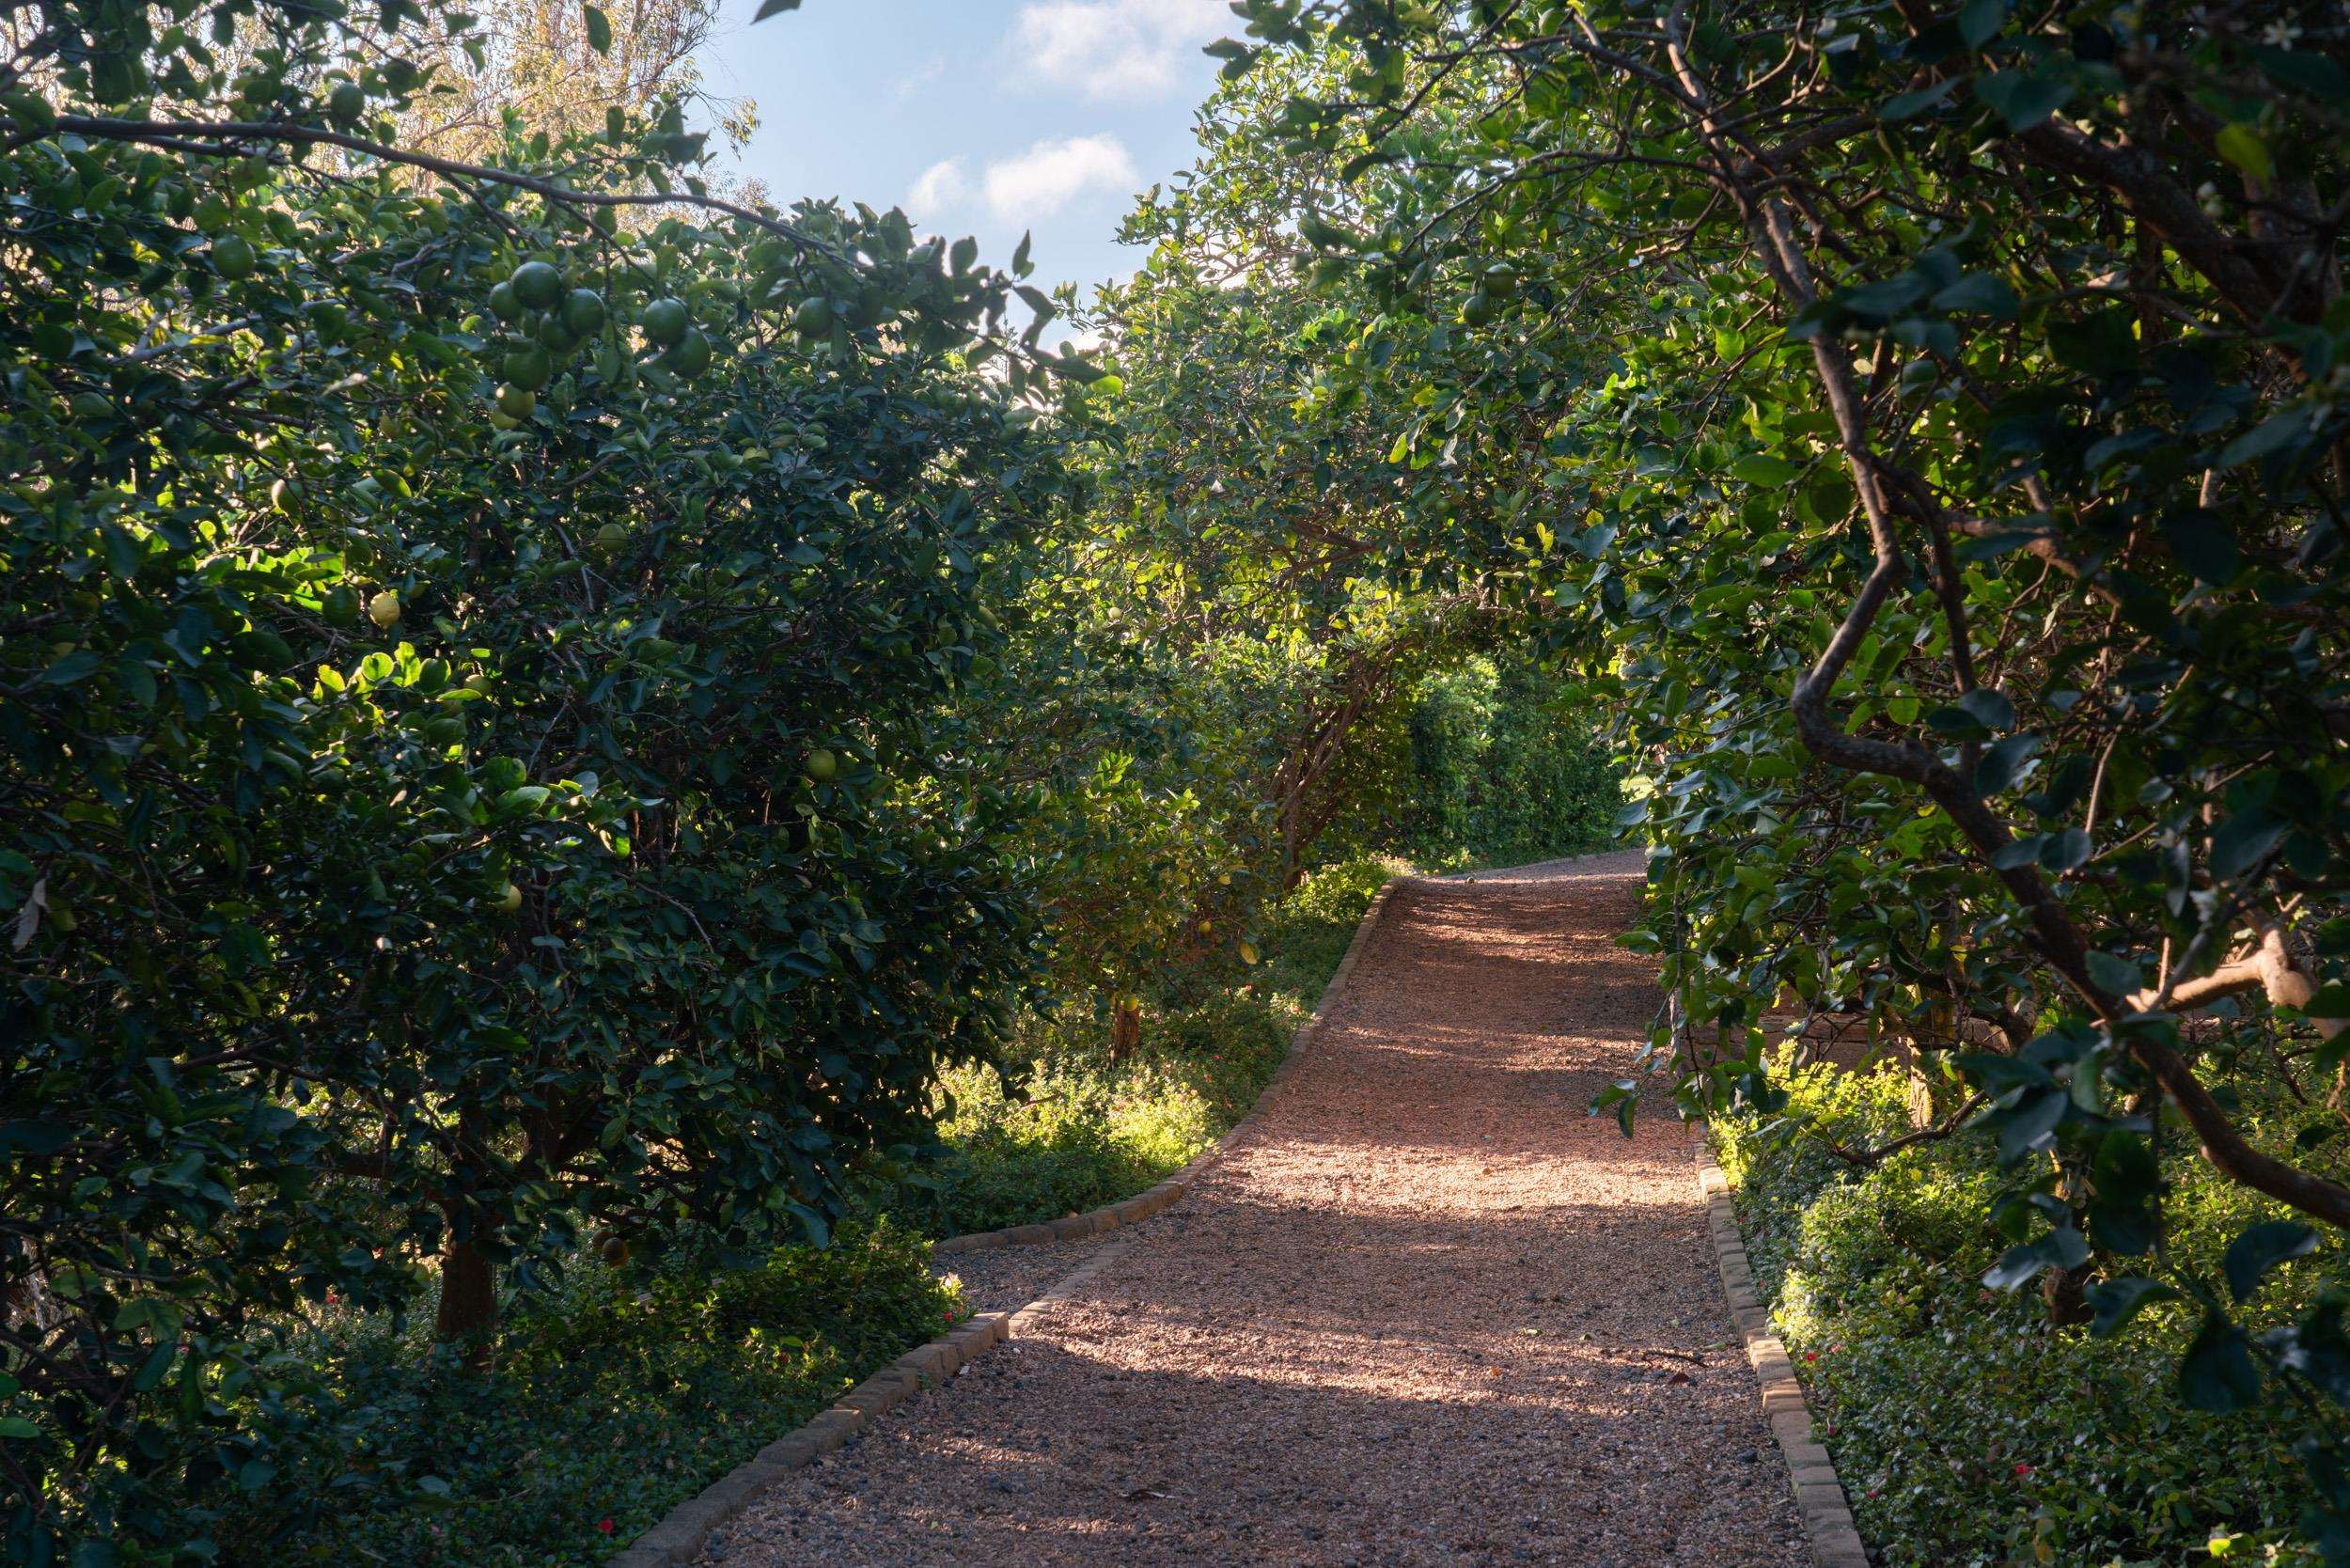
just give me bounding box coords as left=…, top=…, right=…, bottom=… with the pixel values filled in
left=2087, top=1277, right=2178, bottom=1337
left=2225, top=1221, right=2319, bottom=1302
left=2179, top=1309, right=2263, bottom=1411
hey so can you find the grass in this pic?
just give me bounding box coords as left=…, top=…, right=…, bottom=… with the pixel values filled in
left=1717, top=1050, right=2341, bottom=1568
left=888, top=854, right=1406, bottom=1238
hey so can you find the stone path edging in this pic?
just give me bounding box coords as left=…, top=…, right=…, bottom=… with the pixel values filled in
left=933, top=877, right=1402, bottom=1256
left=611, top=881, right=1402, bottom=1568
left=1695, top=1136, right=1872, bottom=1568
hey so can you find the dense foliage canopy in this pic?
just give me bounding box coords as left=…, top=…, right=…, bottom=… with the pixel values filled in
left=1213, top=0, right=2350, bottom=1550
left=0, top=0, right=1097, bottom=1549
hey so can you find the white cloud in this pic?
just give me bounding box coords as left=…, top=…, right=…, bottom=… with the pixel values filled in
left=906, top=157, right=970, bottom=215
left=892, top=54, right=948, bottom=102
left=1010, top=0, right=1230, bottom=100
left=981, top=134, right=1137, bottom=222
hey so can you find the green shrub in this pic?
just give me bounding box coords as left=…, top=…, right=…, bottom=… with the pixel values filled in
left=1723, top=1058, right=2339, bottom=1567
left=198, top=1221, right=957, bottom=1568
left=892, top=855, right=1400, bottom=1237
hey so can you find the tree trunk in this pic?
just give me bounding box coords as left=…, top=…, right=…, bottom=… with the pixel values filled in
left=434, top=1233, right=497, bottom=1352
left=1109, top=997, right=1142, bottom=1061
left=2042, top=1259, right=2093, bottom=1328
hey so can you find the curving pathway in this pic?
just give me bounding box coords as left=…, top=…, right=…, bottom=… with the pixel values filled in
left=705, top=854, right=1807, bottom=1567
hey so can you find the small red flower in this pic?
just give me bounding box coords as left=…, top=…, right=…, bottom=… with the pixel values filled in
left=597, top=1518, right=615, bottom=1535
left=1803, top=1350, right=1818, bottom=1361
left=2013, top=1463, right=2034, bottom=1478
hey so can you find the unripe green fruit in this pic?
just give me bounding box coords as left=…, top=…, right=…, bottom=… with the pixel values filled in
left=464, top=671, right=494, bottom=696
left=327, top=83, right=365, bottom=122
left=271, top=477, right=301, bottom=511
left=599, top=1235, right=629, bottom=1266
left=664, top=326, right=713, bottom=377
left=562, top=289, right=607, bottom=337
left=1461, top=290, right=1494, bottom=326
left=503, top=345, right=553, bottom=392
left=212, top=234, right=257, bottom=280
left=803, top=747, right=838, bottom=783
left=322, top=586, right=359, bottom=627
left=1239, top=940, right=1260, bottom=966
left=792, top=297, right=835, bottom=338
left=640, top=297, right=689, bottom=349
left=592, top=522, right=630, bottom=554
left=494, top=382, right=537, bottom=418
left=488, top=281, right=522, bottom=321
left=368, top=589, right=401, bottom=628
left=509, top=259, right=564, bottom=310
left=535, top=315, right=579, bottom=353
left=495, top=880, right=523, bottom=913
left=68, top=391, right=114, bottom=422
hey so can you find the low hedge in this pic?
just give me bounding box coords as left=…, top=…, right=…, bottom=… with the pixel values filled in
left=1720, top=1055, right=2337, bottom=1568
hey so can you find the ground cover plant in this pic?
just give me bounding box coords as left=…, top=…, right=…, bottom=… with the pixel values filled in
left=202, top=1221, right=956, bottom=1568
left=1722, top=1056, right=2333, bottom=1565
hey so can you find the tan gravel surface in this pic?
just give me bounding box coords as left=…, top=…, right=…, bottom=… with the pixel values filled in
left=708, top=853, right=1807, bottom=1566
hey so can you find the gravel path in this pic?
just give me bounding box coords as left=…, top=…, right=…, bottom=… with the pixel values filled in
left=707, top=853, right=1808, bottom=1567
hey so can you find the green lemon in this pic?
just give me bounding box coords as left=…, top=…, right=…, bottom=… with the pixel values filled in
left=803, top=747, right=838, bottom=783
left=508, top=259, right=564, bottom=310
left=495, top=881, right=524, bottom=914
left=487, top=281, right=522, bottom=321
left=368, top=589, right=401, bottom=629
left=593, top=522, right=631, bottom=554
left=494, top=382, right=537, bottom=418
left=212, top=234, right=257, bottom=280
left=327, top=82, right=365, bottom=122
left=640, top=297, right=689, bottom=349
left=663, top=326, right=713, bottom=378
left=791, top=297, right=835, bottom=338
left=561, top=289, right=607, bottom=337
left=502, top=345, right=552, bottom=392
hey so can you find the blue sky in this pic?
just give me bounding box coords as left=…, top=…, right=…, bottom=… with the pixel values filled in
left=701, top=0, right=1232, bottom=338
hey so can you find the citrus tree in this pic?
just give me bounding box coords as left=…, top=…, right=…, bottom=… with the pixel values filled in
left=1222, top=0, right=2350, bottom=1546
left=0, top=0, right=1082, bottom=1551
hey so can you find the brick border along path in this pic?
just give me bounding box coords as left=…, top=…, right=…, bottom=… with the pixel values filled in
left=703, top=854, right=1816, bottom=1567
